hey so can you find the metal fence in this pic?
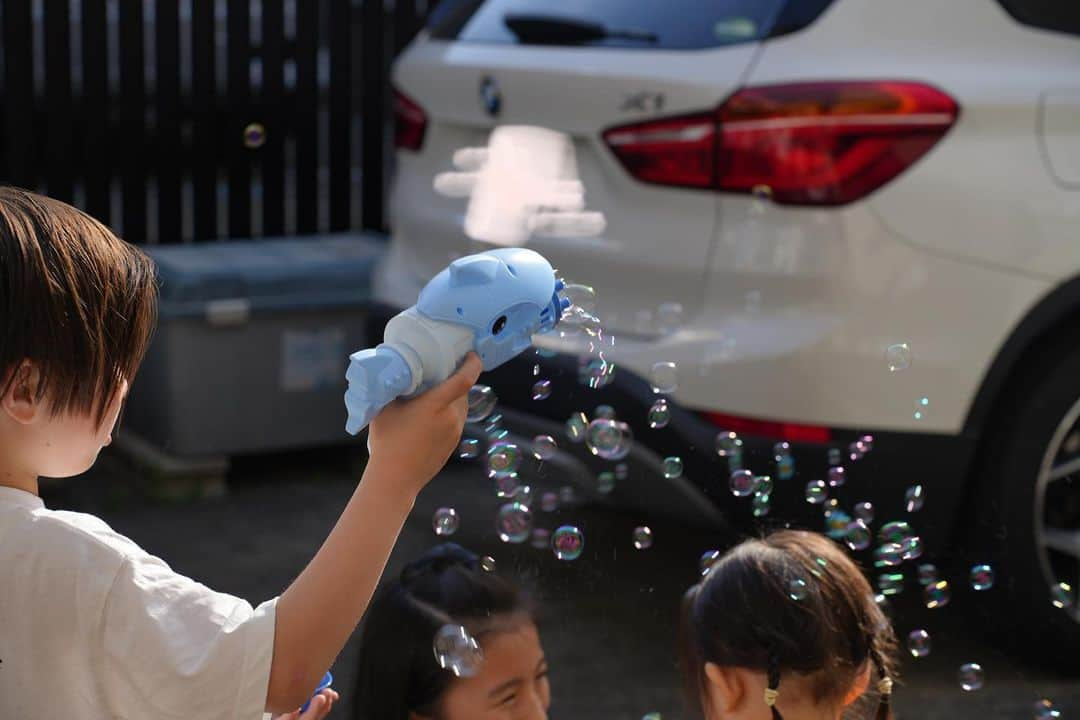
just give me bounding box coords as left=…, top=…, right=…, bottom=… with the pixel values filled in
left=0, top=0, right=432, bottom=244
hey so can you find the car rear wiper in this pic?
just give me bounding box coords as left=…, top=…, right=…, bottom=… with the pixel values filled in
left=503, top=13, right=658, bottom=46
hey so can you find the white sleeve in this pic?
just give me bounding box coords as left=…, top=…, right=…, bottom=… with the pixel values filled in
left=98, top=554, right=278, bottom=720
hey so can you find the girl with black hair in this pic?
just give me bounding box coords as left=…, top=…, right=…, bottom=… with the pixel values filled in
left=352, top=543, right=550, bottom=720
left=679, top=530, right=900, bottom=720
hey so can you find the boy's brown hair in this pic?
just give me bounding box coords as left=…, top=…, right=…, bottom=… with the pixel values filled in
left=0, top=186, right=157, bottom=425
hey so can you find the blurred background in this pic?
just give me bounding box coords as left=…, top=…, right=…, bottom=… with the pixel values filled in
left=4, top=0, right=1080, bottom=717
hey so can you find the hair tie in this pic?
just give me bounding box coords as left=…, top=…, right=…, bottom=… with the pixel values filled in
left=877, top=677, right=894, bottom=696
left=401, top=543, right=479, bottom=584
left=764, top=688, right=780, bottom=706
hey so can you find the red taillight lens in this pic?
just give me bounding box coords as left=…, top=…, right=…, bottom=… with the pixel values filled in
left=602, top=112, right=716, bottom=188
left=603, top=81, right=958, bottom=206
left=393, top=86, right=428, bottom=151
left=701, top=411, right=832, bottom=444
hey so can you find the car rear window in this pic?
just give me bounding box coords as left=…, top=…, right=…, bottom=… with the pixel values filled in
left=428, top=0, right=835, bottom=50
left=997, top=1, right=1080, bottom=36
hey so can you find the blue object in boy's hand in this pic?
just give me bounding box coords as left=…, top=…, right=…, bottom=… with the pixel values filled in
left=300, top=671, right=334, bottom=714
left=344, top=247, right=568, bottom=435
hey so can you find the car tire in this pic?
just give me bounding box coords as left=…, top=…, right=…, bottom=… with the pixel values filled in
left=971, top=334, right=1080, bottom=667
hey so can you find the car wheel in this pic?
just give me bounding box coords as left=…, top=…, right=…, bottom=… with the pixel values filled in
left=972, top=336, right=1080, bottom=665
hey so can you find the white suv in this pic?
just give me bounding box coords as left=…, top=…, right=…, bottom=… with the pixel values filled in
left=373, top=0, right=1080, bottom=658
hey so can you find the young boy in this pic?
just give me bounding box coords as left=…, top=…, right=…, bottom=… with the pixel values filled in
left=0, top=186, right=482, bottom=718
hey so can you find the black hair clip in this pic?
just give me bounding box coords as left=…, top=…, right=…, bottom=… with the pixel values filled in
left=400, top=543, right=480, bottom=584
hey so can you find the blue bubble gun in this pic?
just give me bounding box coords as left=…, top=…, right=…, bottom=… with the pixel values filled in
left=344, top=247, right=569, bottom=434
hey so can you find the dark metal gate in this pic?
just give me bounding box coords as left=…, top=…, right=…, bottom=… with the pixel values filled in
left=0, top=0, right=432, bottom=244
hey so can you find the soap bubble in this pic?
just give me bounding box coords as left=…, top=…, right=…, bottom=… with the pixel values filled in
left=656, top=302, right=684, bottom=334
left=458, top=438, right=481, bottom=460
left=615, top=463, right=629, bottom=480
left=533, top=364, right=540, bottom=376
left=878, top=572, right=905, bottom=596
left=433, top=624, right=483, bottom=677
left=432, top=508, right=459, bottom=536
left=650, top=361, right=678, bottom=394
left=905, top=485, right=925, bottom=513
left=845, top=520, right=873, bottom=551
left=828, top=448, right=842, bottom=466
left=958, top=663, right=984, bottom=692
left=532, top=379, right=552, bottom=400
left=633, top=526, right=653, bottom=550
left=559, top=485, right=576, bottom=504
left=752, top=493, right=771, bottom=517
left=970, top=564, right=995, bottom=591
left=530, top=527, right=551, bottom=550
left=874, top=543, right=905, bottom=567
left=532, top=435, right=558, bottom=461
left=480, top=556, right=496, bottom=572
left=716, top=432, right=742, bottom=457
left=496, top=502, right=533, bottom=543
left=788, top=577, right=809, bottom=601
left=512, top=484, right=534, bottom=508
left=925, top=580, right=951, bottom=609
left=700, top=549, right=722, bottom=576
left=854, top=501, right=875, bottom=524
left=578, top=355, right=616, bottom=389
left=879, top=521, right=914, bottom=546
left=886, top=343, right=912, bottom=372
left=648, top=399, right=672, bottom=429
left=552, top=525, right=584, bottom=561
left=901, top=535, right=924, bottom=561
left=596, top=471, right=616, bottom=494
left=825, top=509, right=851, bottom=539
left=859, top=434, right=875, bottom=452
left=827, top=466, right=845, bottom=487
left=493, top=474, right=521, bottom=499
left=805, top=479, right=828, bottom=504
left=585, top=419, right=634, bottom=461
left=1051, top=582, right=1075, bottom=610
left=754, top=475, right=774, bottom=497
left=243, top=122, right=267, bottom=149
left=565, top=412, right=589, bottom=442
left=918, top=563, right=939, bottom=586
left=663, top=457, right=684, bottom=479
left=487, top=443, right=522, bottom=479
left=642, top=714, right=662, bottom=720
left=1034, top=699, right=1061, bottom=719
left=467, top=385, right=497, bottom=422
left=907, top=629, right=931, bottom=658
left=731, top=470, right=756, bottom=497
left=563, top=283, right=597, bottom=313
left=594, top=404, right=616, bottom=420
left=540, top=492, right=559, bottom=512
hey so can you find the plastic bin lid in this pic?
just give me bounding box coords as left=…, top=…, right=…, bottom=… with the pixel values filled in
left=144, top=234, right=385, bottom=315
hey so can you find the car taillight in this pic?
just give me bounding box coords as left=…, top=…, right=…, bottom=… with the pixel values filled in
left=393, top=86, right=428, bottom=151
left=603, top=81, right=959, bottom=206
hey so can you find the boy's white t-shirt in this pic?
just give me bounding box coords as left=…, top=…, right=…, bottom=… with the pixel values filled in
left=0, top=486, right=277, bottom=720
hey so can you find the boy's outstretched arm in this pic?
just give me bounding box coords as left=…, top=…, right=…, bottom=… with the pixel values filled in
left=265, top=353, right=483, bottom=713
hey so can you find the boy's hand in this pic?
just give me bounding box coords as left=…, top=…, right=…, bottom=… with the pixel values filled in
left=271, top=688, right=339, bottom=720
left=366, top=353, right=482, bottom=495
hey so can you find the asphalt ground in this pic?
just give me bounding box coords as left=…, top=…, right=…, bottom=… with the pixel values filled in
left=46, top=441, right=1079, bottom=720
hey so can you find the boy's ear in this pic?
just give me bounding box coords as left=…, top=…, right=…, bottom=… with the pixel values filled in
left=842, top=662, right=872, bottom=707
left=704, top=662, right=744, bottom=714
left=2, top=361, right=42, bottom=424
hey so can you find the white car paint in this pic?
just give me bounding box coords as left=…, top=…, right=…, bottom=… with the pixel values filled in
left=376, top=0, right=1080, bottom=437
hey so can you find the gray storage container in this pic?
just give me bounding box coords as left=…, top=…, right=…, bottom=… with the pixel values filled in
left=124, top=234, right=385, bottom=457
